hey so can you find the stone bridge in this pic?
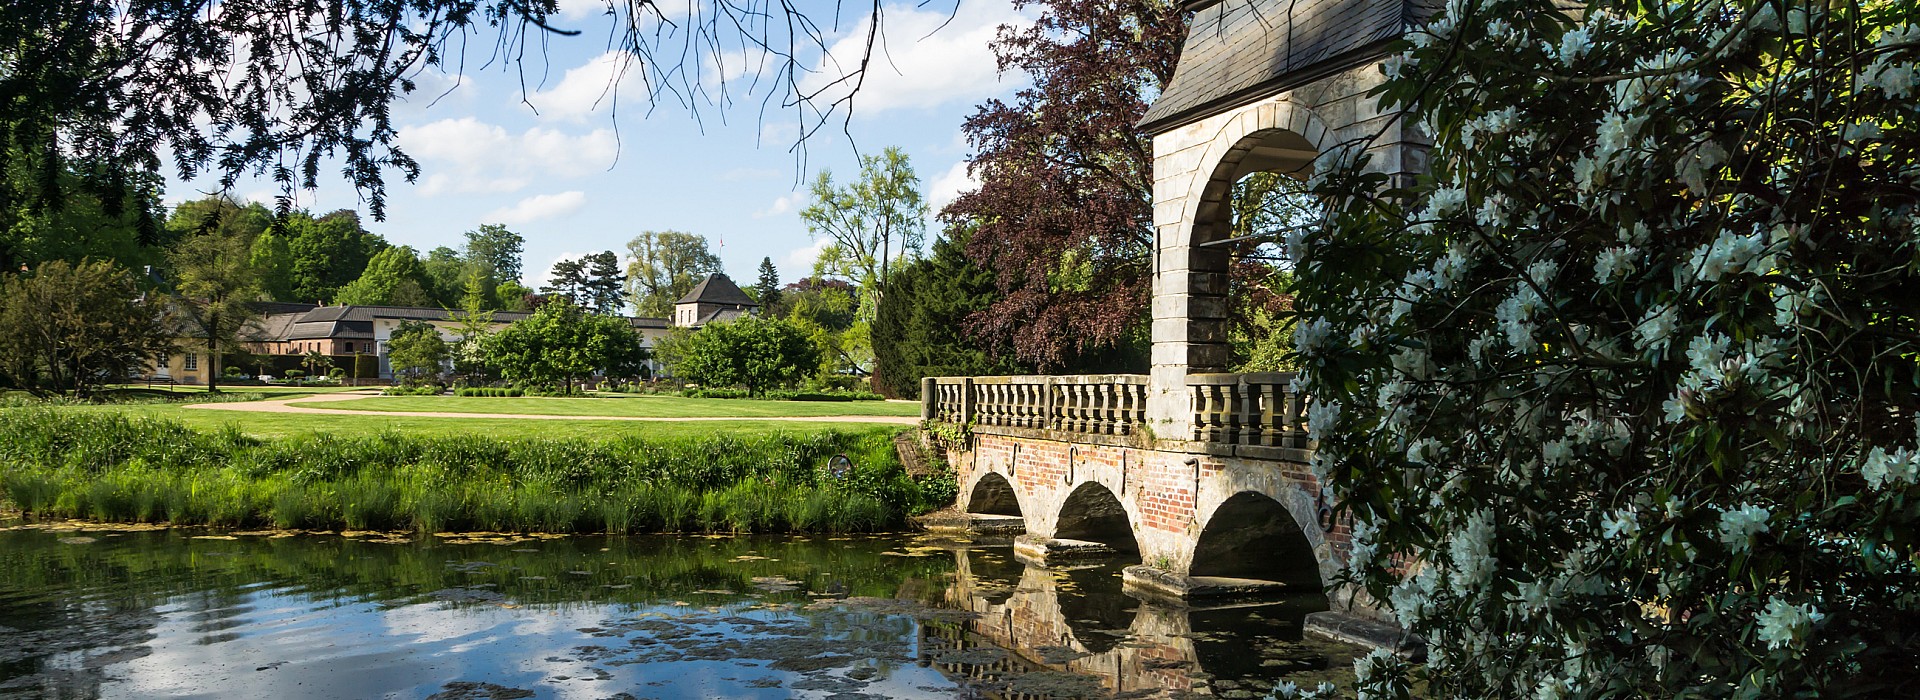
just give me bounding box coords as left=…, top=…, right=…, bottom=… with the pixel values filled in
left=918, top=0, right=1431, bottom=637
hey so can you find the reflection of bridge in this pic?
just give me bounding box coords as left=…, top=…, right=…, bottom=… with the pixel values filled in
left=919, top=0, right=1431, bottom=643
left=918, top=548, right=1349, bottom=697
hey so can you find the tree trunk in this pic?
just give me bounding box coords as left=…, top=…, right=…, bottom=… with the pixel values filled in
left=206, top=335, right=218, bottom=393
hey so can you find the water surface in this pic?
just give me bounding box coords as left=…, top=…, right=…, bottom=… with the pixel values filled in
left=0, top=524, right=1361, bottom=699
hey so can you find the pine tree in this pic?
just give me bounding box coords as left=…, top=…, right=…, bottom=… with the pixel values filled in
left=754, top=257, right=782, bottom=313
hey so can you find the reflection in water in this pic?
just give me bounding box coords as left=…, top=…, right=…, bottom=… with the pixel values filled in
left=0, top=526, right=1361, bottom=699
left=931, top=547, right=1361, bottom=698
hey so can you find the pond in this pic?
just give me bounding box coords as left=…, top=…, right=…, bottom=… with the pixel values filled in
left=0, top=524, right=1363, bottom=699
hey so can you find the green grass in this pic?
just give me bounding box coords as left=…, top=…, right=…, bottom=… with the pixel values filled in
left=48, top=402, right=892, bottom=440
left=0, top=408, right=948, bottom=533
left=314, top=394, right=921, bottom=418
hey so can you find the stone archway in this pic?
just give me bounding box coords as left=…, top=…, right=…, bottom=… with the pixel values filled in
left=966, top=472, right=1023, bottom=516
left=1190, top=491, right=1322, bottom=587
left=1053, top=482, right=1140, bottom=556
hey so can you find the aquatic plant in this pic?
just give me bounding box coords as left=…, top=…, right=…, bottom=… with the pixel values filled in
left=0, top=409, right=939, bottom=533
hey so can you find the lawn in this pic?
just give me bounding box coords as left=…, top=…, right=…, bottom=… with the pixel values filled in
left=47, top=402, right=901, bottom=440
left=316, top=394, right=923, bottom=418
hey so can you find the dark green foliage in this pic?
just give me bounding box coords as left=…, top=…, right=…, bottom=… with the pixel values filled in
left=872, top=230, right=1024, bottom=398
left=0, top=260, right=174, bottom=396
left=285, top=210, right=387, bottom=303
left=0, top=410, right=935, bottom=532
left=754, top=257, right=782, bottom=312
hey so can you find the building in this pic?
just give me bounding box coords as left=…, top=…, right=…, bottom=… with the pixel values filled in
left=147, top=302, right=672, bottom=384
left=673, top=273, right=759, bottom=328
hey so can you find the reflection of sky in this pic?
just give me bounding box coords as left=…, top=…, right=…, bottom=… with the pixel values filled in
left=100, top=586, right=960, bottom=699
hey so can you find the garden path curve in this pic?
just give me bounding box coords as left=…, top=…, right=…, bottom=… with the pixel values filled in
left=182, top=391, right=920, bottom=425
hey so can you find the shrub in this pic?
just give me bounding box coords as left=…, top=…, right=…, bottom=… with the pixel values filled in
left=680, top=387, right=750, bottom=399
left=454, top=387, right=525, bottom=397
left=283, top=369, right=305, bottom=379
left=765, top=389, right=885, bottom=402
left=381, top=385, right=441, bottom=396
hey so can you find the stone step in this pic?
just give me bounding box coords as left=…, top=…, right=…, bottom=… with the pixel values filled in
left=1121, top=565, right=1297, bottom=604
left=910, top=510, right=1028, bottom=536
left=1012, top=535, right=1122, bottom=566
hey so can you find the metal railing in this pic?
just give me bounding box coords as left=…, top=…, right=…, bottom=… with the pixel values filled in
left=1186, top=372, right=1311, bottom=448
left=923, top=375, right=1148, bottom=436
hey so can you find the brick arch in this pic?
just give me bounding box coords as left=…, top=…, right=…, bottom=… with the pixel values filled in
left=1190, top=491, right=1324, bottom=587
left=1054, top=481, right=1141, bottom=556
left=1188, top=468, right=1337, bottom=587
left=965, top=471, right=1024, bottom=516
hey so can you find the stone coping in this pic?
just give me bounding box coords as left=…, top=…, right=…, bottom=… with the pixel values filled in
left=962, top=424, right=1313, bottom=464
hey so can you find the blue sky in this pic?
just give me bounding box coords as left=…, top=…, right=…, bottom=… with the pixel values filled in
left=161, top=0, right=1035, bottom=291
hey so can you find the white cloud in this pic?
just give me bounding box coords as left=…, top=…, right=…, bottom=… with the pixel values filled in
left=397, top=118, right=617, bottom=196
left=526, top=51, right=656, bottom=122
left=801, top=0, right=1033, bottom=115
left=780, top=238, right=833, bottom=277
left=554, top=0, right=606, bottom=19
left=755, top=192, right=805, bottom=219
left=926, top=159, right=976, bottom=214
left=486, top=191, right=588, bottom=225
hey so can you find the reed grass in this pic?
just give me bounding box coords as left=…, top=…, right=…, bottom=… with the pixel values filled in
left=0, top=409, right=946, bottom=533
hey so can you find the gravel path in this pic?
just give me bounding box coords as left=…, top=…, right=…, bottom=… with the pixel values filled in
left=182, top=390, right=920, bottom=425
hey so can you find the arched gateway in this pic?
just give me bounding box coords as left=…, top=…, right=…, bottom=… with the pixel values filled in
left=923, top=0, right=1428, bottom=644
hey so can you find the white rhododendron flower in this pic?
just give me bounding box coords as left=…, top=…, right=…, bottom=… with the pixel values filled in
left=1756, top=598, right=1824, bottom=651
left=1717, top=504, right=1771, bottom=552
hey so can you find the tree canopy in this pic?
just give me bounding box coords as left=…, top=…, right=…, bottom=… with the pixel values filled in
left=487, top=301, right=647, bottom=392
left=801, top=146, right=927, bottom=297
left=942, top=0, right=1183, bottom=372
left=0, top=260, right=173, bottom=397
left=663, top=316, right=818, bottom=396
left=872, top=227, right=1024, bottom=398
left=624, top=231, right=723, bottom=317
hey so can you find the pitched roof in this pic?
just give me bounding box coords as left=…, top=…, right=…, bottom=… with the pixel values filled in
left=676, top=274, right=759, bottom=307
left=1138, top=0, right=1435, bottom=134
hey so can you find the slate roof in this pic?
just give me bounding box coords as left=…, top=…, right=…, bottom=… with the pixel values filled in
left=676, top=274, right=759, bottom=307
left=1138, top=0, right=1435, bottom=134
left=693, top=307, right=754, bottom=327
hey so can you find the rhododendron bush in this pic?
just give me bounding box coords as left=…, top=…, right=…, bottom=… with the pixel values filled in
left=1289, top=0, right=1920, bottom=696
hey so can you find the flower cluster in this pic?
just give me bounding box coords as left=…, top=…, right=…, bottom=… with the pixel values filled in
left=1291, top=0, right=1920, bottom=696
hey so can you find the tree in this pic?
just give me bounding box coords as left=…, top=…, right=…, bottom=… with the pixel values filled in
left=464, top=223, right=525, bottom=287
left=800, top=146, right=927, bottom=299
left=385, top=320, right=447, bottom=385
left=299, top=349, right=333, bottom=380
left=168, top=232, right=262, bottom=391
left=753, top=257, right=783, bottom=314
left=624, top=231, right=723, bottom=317
left=248, top=230, right=295, bottom=301
left=943, top=0, right=1184, bottom=372
left=872, top=227, right=1025, bottom=398
left=335, top=246, right=433, bottom=306
left=0, top=163, right=167, bottom=273
left=582, top=251, right=627, bottom=315
left=1293, top=2, right=1920, bottom=697
left=285, top=209, right=387, bottom=303
left=421, top=245, right=468, bottom=306
left=665, top=316, right=818, bottom=396
left=0, top=260, right=173, bottom=397
left=488, top=302, right=647, bottom=392
left=1, top=1, right=903, bottom=221
left=541, top=257, right=591, bottom=307
left=450, top=277, right=498, bottom=383
left=494, top=280, right=535, bottom=312
left=781, top=277, right=865, bottom=378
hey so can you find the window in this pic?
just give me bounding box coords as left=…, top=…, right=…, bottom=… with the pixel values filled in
left=184, top=353, right=198, bottom=371
left=344, top=342, right=354, bottom=353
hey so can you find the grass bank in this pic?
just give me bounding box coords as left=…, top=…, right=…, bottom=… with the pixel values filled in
left=0, top=409, right=952, bottom=534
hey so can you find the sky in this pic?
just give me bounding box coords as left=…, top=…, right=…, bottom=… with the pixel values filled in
left=161, top=0, right=1037, bottom=293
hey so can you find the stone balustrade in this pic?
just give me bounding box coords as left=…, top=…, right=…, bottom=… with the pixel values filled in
left=1185, top=372, right=1311, bottom=448
left=923, top=375, right=1149, bottom=436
